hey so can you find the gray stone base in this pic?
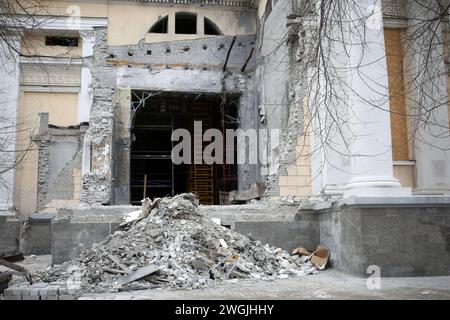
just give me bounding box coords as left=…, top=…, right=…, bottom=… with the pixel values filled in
left=2, top=200, right=449, bottom=278
left=20, top=214, right=54, bottom=256
left=319, top=205, right=450, bottom=277
left=51, top=206, right=136, bottom=264
left=235, top=213, right=319, bottom=253
left=200, top=204, right=318, bottom=252
left=52, top=204, right=306, bottom=264
left=0, top=213, right=20, bottom=257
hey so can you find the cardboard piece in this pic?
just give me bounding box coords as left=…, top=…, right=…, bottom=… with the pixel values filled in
left=310, top=245, right=330, bottom=270
left=292, top=247, right=312, bottom=257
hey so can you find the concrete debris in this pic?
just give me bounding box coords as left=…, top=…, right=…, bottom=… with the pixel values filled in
left=280, top=196, right=302, bottom=206
left=291, top=245, right=331, bottom=270
left=107, top=254, right=130, bottom=273
left=33, top=194, right=323, bottom=293
left=121, top=210, right=142, bottom=225
left=229, top=182, right=265, bottom=204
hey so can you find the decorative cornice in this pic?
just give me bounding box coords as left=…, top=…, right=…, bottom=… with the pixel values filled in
left=382, top=0, right=406, bottom=18
left=20, top=56, right=83, bottom=65
left=0, top=15, right=107, bottom=31
left=123, top=0, right=256, bottom=8
left=20, top=59, right=82, bottom=87
left=33, top=16, right=108, bottom=31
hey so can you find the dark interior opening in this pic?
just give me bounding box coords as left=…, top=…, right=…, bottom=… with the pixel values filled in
left=130, top=92, right=239, bottom=205
left=149, top=15, right=168, bottom=33
left=204, top=17, right=222, bottom=35
left=45, top=36, right=79, bottom=47
left=175, top=12, right=197, bottom=34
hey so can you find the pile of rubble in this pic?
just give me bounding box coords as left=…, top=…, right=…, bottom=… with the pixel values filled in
left=34, top=194, right=323, bottom=293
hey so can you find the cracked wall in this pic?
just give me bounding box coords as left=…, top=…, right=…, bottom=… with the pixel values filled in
left=80, top=28, right=117, bottom=205
left=34, top=113, right=85, bottom=212
left=255, top=0, right=312, bottom=199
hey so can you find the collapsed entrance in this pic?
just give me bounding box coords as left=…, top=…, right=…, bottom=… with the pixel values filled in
left=130, top=91, right=238, bottom=205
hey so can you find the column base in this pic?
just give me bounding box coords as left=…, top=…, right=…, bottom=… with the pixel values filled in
left=0, top=211, right=20, bottom=256
left=345, top=176, right=402, bottom=189
left=343, top=187, right=412, bottom=199
left=322, top=185, right=346, bottom=197
left=343, top=176, right=411, bottom=199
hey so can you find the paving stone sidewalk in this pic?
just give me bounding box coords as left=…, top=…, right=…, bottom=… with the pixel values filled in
left=78, top=270, right=450, bottom=300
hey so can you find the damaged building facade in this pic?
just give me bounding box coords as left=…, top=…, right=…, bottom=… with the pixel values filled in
left=1, top=0, right=450, bottom=277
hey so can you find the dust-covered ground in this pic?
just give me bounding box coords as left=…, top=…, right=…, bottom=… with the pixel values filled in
left=78, top=270, right=450, bottom=300
left=2, top=255, right=449, bottom=300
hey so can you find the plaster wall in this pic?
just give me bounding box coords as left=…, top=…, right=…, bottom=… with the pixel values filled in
left=14, top=92, right=78, bottom=215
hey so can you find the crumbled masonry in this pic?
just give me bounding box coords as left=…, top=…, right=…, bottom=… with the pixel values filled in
left=34, top=194, right=320, bottom=293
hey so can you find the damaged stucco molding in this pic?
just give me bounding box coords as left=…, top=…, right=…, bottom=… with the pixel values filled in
left=36, top=140, right=51, bottom=211
left=262, top=1, right=306, bottom=197
left=34, top=113, right=86, bottom=211
left=34, top=113, right=51, bottom=211
left=80, top=27, right=117, bottom=206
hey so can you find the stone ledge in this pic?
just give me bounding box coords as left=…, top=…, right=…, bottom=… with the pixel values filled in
left=341, top=196, right=450, bottom=208
left=0, top=214, right=20, bottom=257
left=319, top=205, right=450, bottom=277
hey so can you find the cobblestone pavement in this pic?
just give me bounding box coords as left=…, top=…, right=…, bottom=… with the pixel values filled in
left=78, top=270, right=450, bottom=300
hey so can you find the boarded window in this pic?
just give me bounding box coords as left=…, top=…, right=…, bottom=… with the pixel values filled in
left=149, top=15, right=168, bottom=33
left=175, top=12, right=197, bottom=34
left=45, top=36, right=78, bottom=47
left=384, top=28, right=409, bottom=161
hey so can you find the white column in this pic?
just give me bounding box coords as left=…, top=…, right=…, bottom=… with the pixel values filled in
left=405, top=2, right=450, bottom=195
left=307, top=15, right=354, bottom=198
left=342, top=0, right=410, bottom=199
left=0, top=35, right=21, bottom=212
left=77, top=31, right=95, bottom=124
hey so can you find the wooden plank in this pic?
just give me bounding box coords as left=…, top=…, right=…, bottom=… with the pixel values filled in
left=107, top=254, right=130, bottom=274
left=143, top=174, right=147, bottom=199
left=116, top=264, right=160, bottom=286
left=0, top=258, right=28, bottom=274
left=0, top=258, right=33, bottom=284
left=103, top=267, right=128, bottom=275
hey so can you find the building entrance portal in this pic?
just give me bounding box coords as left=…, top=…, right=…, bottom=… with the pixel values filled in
left=130, top=91, right=238, bottom=205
